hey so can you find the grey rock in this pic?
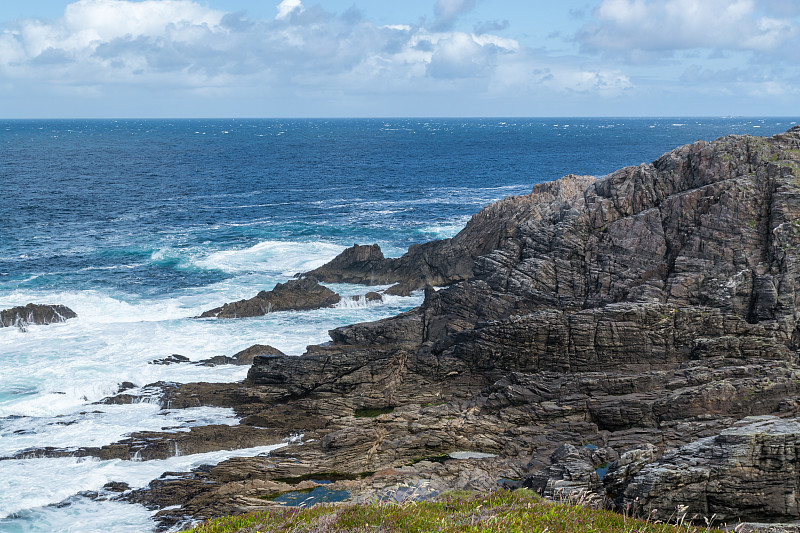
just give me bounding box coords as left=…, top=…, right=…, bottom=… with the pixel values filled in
left=620, top=417, right=800, bottom=523
left=0, top=303, right=76, bottom=329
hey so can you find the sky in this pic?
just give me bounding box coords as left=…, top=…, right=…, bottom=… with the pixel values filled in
left=0, top=0, right=798, bottom=118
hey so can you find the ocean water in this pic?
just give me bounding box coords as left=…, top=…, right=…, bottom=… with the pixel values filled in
left=0, top=117, right=795, bottom=531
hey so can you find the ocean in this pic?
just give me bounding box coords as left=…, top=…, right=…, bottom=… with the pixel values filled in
left=0, top=117, right=795, bottom=531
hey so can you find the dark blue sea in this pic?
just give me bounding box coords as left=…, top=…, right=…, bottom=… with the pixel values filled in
left=0, top=117, right=795, bottom=531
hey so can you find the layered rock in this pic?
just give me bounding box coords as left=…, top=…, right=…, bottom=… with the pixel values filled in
left=0, top=303, right=76, bottom=328
left=617, top=416, right=800, bottom=523
left=93, top=128, right=800, bottom=528
left=201, top=277, right=340, bottom=318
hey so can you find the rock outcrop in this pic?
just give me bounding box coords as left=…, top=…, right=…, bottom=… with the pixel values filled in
left=0, top=303, right=76, bottom=329
left=91, top=128, right=800, bottom=529
left=304, top=174, right=597, bottom=292
left=201, top=277, right=341, bottom=318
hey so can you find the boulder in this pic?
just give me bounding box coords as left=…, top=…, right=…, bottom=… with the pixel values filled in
left=231, top=344, right=285, bottom=365
left=0, top=303, right=76, bottom=328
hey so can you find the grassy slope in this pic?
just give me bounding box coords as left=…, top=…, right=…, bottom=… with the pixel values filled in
left=184, top=490, right=726, bottom=533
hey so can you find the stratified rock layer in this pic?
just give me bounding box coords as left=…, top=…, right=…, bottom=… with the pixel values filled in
left=98, top=128, right=800, bottom=528
left=0, top=303, right=77, bottom=328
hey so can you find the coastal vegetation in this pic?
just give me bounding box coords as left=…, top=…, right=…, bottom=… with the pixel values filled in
left=184, top=490, right=725, bottom=533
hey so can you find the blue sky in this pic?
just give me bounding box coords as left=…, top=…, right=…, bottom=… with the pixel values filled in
left=0, top=0, right=798, bottom=118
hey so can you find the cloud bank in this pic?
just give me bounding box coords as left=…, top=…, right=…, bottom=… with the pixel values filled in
left=0, top=0, right=796, bottom=116
left=577, top=0, right=799, bottom=60
left=0, top=0, right=634, bottom=116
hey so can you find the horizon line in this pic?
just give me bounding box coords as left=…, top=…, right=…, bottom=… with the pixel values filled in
left=1, top=115, right=798, bottom=121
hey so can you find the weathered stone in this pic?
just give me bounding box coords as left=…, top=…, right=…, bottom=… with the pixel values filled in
left=200, top=277, right=340, bottom=318
left=620, top=417, right=800, bottom=523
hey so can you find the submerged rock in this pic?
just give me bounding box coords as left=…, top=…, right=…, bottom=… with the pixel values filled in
left=0, top=303, right=76, bottom=329
left=200, top=277, right=341, bottom=318
left=149, top=354, right=191, bottom=365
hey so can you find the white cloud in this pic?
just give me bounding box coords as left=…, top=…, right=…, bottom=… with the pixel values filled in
left=0, top=0, right=652, bottom=116
left=275, top=0, right=304, bottom=20
left=578, top=0, right=799, bottom=60
left=427, top=32, right=494, bottom=79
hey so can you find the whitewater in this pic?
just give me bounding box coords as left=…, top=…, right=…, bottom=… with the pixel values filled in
left=0, top=118, right=795, bottom=532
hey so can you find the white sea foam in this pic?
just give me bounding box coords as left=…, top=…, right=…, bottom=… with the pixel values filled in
left=0, top=235, right=423, bottom=531
left=0, top=443, right=286, bottom=521
left=1, top=498, right=156, bottom=533
left=0, top=279, right=423, bottom=419
left=0, top=405, right=239, bottom=456
left=192, top=240, right=344, bottom=275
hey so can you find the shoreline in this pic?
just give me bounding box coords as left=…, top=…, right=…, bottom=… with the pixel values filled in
left=43, top=126, right=800, bottom=531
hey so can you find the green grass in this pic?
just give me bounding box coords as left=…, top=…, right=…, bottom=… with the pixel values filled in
left=182, top=489, right=725, bottom=533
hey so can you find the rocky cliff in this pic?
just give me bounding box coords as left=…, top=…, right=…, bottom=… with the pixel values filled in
left=67, top=127, right=800, bottom=530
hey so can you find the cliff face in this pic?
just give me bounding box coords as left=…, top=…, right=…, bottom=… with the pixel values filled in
left=103, top=128, right=800, bottom=528
left=244, top=127, right=800, bottom=522
left=254, top=127, right=800, bottom=397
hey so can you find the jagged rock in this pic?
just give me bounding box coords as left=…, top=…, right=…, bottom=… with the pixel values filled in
left=0, top=303, right=76, bottom=328
left=117, top=382, right=137, bottom=393
left=196, top=355, right=236, bottom=366
left=104, top=129, right=800, bottom=528
left=522, top=443, right=603, bottom=499
left=103, top=481, right=130, bottom=493
left=305, top=244, right=387, bottom=284
left=150, top=345, right=287, bottom=367
left=8, top=425, right=284, bottom=462
left=603, top=444, right=660, bottom=501
left=304, top=174, right=597, bottom=291
left=384, top=283, right=412, bottom=296
left=350, top=292, right=383, bottom=304
left=200, top=277, right=340, bottom=319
